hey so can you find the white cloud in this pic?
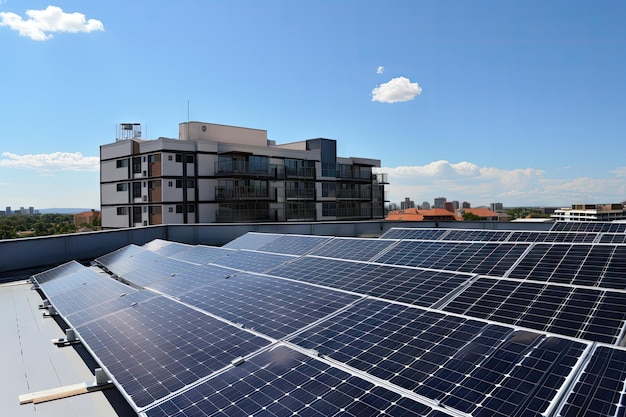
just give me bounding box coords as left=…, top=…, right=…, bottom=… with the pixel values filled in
left=372, top=76, right=422, bottom=103
left=0, top=5, right=104, bottom=41
left=376, top=66, right=384, bottom=74
left=0, top=152, right=99, bottom=172
left=377, top=160, right=626, bottom=207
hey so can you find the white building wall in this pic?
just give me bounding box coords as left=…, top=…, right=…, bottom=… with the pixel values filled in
left=198, top=203, right=217, bottom=223
left=102, top=183, right=129, bottom=204
left=102, top=206, right=130, bottom=228
left=101, top=160, right=130, bottom=182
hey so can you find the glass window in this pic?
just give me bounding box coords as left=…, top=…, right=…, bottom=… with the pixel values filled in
left=116, top=159, right=128, bottom=168
left=132, top=157, right=141, bottom=173
left=186, top=155, right=194, bottom=163
left=175, top=205, right=183, bottom=213
left=116, top=207, right=127, bottom=215
left=322, top=202, right=336, bottom=217
left=116, top=183, right=128, bottom=192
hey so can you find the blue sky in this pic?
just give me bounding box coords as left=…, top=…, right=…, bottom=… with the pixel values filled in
left=1, top=1, right=625, bottom=209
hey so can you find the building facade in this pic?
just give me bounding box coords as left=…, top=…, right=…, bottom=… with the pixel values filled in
left=100, top=122, right=388, bottom=229
left=551, top=203, right=626, bottom=222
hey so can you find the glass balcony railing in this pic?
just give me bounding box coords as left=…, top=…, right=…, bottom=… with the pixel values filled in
left=215, top=161, right=277, bottom=177
left=285, top=188, right=316, bottom=199
left=215, top=186, right=275, bottom=200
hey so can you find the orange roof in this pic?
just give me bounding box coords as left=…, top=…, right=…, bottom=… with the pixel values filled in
left=462, top=207, right=500, bottom=218
left=386, top=207, right=457, bottom=221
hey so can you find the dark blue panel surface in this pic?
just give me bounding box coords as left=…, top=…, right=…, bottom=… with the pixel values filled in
left=309, top=237, right=398, bottom=261
left=211, top=250, right=295, bottom=273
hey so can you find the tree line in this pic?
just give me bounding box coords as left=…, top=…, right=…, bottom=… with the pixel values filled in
left=0, top=213, right=79, bottom=239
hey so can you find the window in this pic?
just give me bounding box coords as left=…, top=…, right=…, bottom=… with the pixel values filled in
left=176, top=180, right=182, bottom=188
left=132, top=182, right=141, bottom=198
left=322, top=182, right=336, bottom=197
left=143, top=156, right=147, bottom=162
left=116, top=159, right=128, bottom=168
left=116, top=207, right=127, bottom=215
left=175, top=205, right=183, bottom=213
left=143, top=181, right=147, bottom=187
left=322, top=202, right=336, bottom=217
left=188, top=204, right=195, bottom=213
left=132, top=157, right=141, bottom=173
left=168, top=155, right=173, bottom=161
left=186, top=155, right=194, bottom=163
left=116, top=183, right=128, bottom=192
left=143, top=206, right=147, bottom=213
left=168, top=207, right=174, bottom=213
left=186, top=179, right=195, bottom=188
left=168, top=181, right=173, bottom=187
left=175, top=154, right=182, bottom=163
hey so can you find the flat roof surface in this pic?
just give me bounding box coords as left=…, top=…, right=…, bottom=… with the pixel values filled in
left=0, top=279, right=134, bottom=417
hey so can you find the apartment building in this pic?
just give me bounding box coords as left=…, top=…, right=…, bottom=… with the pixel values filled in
left=100, top=122, right=388, bottom=228
left=551, top=203, right=626, bottom=222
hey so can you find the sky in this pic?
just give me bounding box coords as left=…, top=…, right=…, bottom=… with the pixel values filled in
left=1, top=1, right=625, bottom=210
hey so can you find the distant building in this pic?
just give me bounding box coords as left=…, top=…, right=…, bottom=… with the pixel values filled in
left=74, top=210, right=101, bottom=227
left=490, top=202, right=504, bottom=212
left=386, top=206, right=504, bottom=222
left=5, top=206, right=11, bottom=215
left=400, top=197, right=415, bottom=210
left=420, top=201, right=431, bottom=210
left=100, top=121, right=388, bottom=228
left=551, top=203, right=626, bottom=222
left=434, top=197, right=446, bottom=208
left=444, top=202, right=455, bottom=212
left=462, top=201, right=471, bottom=209
left=463, top=207, right=505, bottom=221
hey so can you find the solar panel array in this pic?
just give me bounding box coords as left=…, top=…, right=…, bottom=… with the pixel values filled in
left=30, top=222, right=626, bottom=417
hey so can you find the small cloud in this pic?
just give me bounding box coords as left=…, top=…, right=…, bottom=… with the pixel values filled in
left=376, top=66, right=384, bottom=74
left=0, top=5, right=104, bottom=41
left=372, top=76, right=422, bottom=103
left=0, top=151, right=99, bottom=172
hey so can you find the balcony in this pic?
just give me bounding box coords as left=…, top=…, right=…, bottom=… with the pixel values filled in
left=286, top=208, right=316, bottom=221
left=285, top=166, right=316, bottom=179
left=216, top=208, right=271, bottom=223
left=215, top=186, right=275, bottom=200
left=214, top=161, right=277, bottom=177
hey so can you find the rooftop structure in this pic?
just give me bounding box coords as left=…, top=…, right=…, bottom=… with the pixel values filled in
left=551, top=203, right=626, bottom=222
left=100, top=121, right=388, bottom=228
left=3, top=220, right=626, bottom=416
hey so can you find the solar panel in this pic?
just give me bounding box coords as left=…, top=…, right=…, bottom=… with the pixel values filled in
left=178, top=273, right=361, bottom=339
left=552, top=222, right=626, bottom=233
left=222, top=232, right=283, bottom=250
left=507, top=231, right=599, bottom=243
left=39, top=267, right=103, bottom=298
left=600, top=233, right=626, bottom=244
left=267, top=256, right=472, bottom=308
left=142, top=239, right=191, bottom=256
left=288, top=299, right=588, bottom=417
left=64, top=290, right=156, bottom=328
left=379, top=228, right=448, bottom=240
left=32, top=260, right=85, bottom=284
left=507, top=243, right=626, bottom=289
left=143, top=345, right=443, bottom=417
left=211, top=250, right=296, bottom=273
left=75, top=295, right=271, bottom=409
left=308, top=237, right=398, bottom=261
left=96, top=246, right=162, bottom=276
left=373, top=241, right=528, bottom=276
left=442, top=277, right=626, bottom=344
left=556, top=345, right=626, bottom=417
left=121, top=256, right=198, bottom=287
left=94, top=244, right=145, bottom=271
left=146, top=264, right=237, bottom=296
left=256, top=234, right=331, bottom=255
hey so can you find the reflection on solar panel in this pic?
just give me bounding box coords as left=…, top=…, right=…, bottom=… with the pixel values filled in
left=170, top=245, right=234, bottom=265
left=39, top=267, right=103, bottom=297
left=308, top=237, right=398, bottom=261
left=374, top=240, right=528, bottom=276
left=508, top=243, right=626, bottom=289
left=507, top=231, right=599, bottom=243
left=143, top=345, right=439, bottom=417
left=257, top=234, right=331, bottom=255
left=211, top=250, right=296, bottom=273
left=441, top=229, right=510, bottom=241
left=142, top=239, right=191, bottom=256
left=267, top=256, right=472, bottom=307
left=379, top=228, right=448, bottom=240
left=75, top=296, right=270, bottom=409
left=94, top=244, right=145, bottom=271
left=179, top=273, right=360, bottom=339
left=96, top=246, right=162, bottom=276
left=289, top=299, right=588, bottom=417
left=146, top=264, right=236, bottom=296
left=557, top=345, right=626, bottom=417
left=442, top=277, right=626, bottom=344
left=32, top=260, right=85, bottom=284
left=222, top=232, right=282, bottom=250
left=121, top=257, right=197, bottom=287
left=47, top=275, right=134, bottom=316
left=552, top=222, right=626, bottom=233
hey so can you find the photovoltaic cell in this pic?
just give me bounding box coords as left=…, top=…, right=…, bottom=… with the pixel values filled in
left=95, top=244, right=145, bottom=271
left=211, top=250, right=296, bottom=273
left=121, top=257, right=197, bottom=287
left=46, top=275, right=134, bottom=316
left=557, top=345, right=626, bottom=417
left=373, top=240, right=528, bottom=276
left=39, top=267, right=103, bottom=298
left=600, top=233, right=626, bottom=244
left=552, top=222, right=626, bottom=233
left=97, top=247, right=162, bottom=276
left=179, top=273, right=361, bottom=339
left=308, top=237, right=398, bottom=261
left=289, top=299, right=587, bottom=417
left=442, top=277, right=626, bottom=344
left=143, top=345, right=441, bottom=417
left=507, top=231, right=599, bottom=243
left=75, top=295, right=270, bottom=409
left=256, top=234, right=331, bottom=255
left=267, top=256, right=471, bottom=307
left=63, top=290, right=156, bottom=328
left=142, top=239, right=191, bottom=257
left=379, top=228, right=448, bottom=240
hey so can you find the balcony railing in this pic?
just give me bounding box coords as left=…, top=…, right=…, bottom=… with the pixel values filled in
left=285, top=188, right=316, bottom=199
left=216, top=208, right=271, bottom=222
left=336, top=189, right=372, bottom=199
left=215, top=186, right=274, bottom=200
left=286, top=208, right=316, bottom=221
left=285, top=166, right=316, bottom=179
left=215, top=161, right=277, bottom=177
